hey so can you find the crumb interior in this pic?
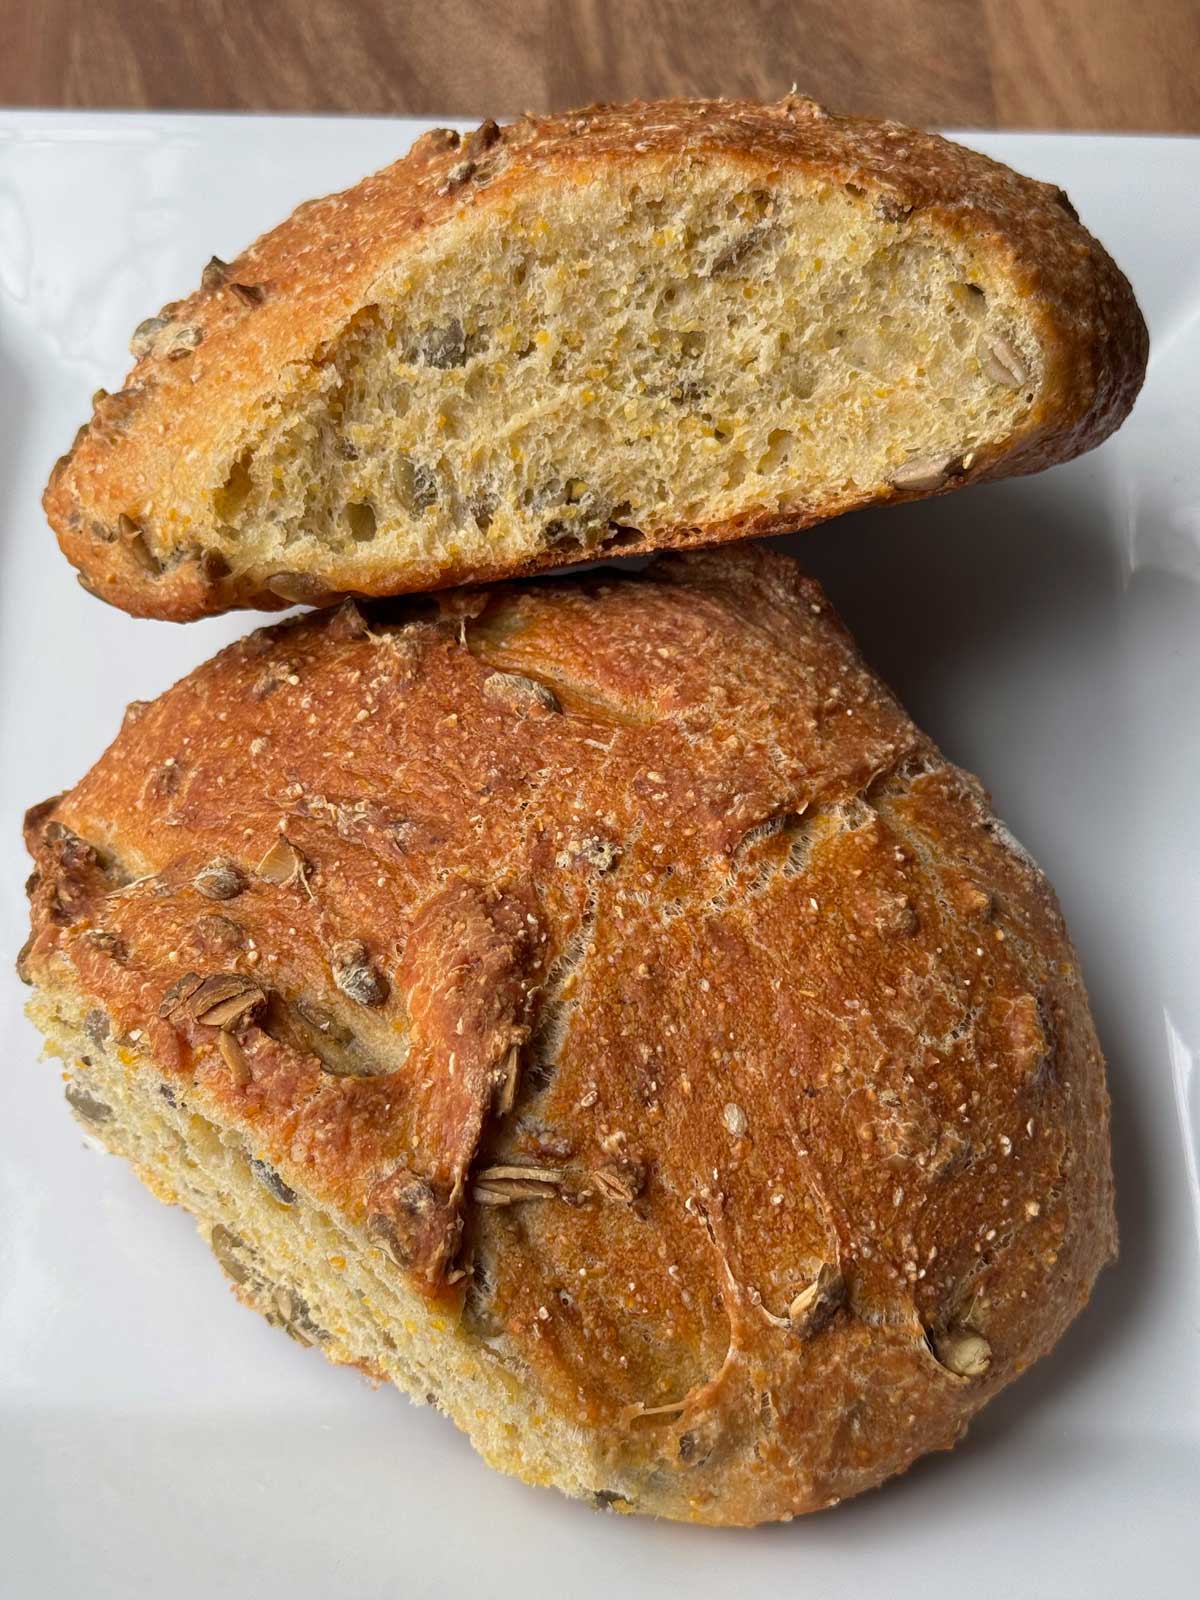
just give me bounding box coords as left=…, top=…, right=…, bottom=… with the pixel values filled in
left=30, top=986, right=613, bottom=1507
left=204, top=166, right=1039, bottom=585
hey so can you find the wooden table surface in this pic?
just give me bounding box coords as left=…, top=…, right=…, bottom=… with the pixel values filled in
left=4, top=0, right=1199, bottom=131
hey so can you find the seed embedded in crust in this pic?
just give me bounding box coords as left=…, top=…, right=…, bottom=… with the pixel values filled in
left=129, top=315, right=170, bottom=358
left=331, top=940, right=388, bottom=1007
left=482, top=670, right=561, bottom=715
left=199, top=548, right=231, bottom=584
left=193, top=857, right=245, bottom=900
left=723, top=1102, right=749, bottom=1137
left=327, top=598, right=370, bottom=640
left=787, top=1263, right=846, bottom=1337
left=200, top=255, right=229, bottom=291
left=592, top=1159, right=646, bottom=1205
left=192, top=913, right=246, bottom=955
left=270, top=996, right=371, bottom=1076
left=187, top=973, right=267, bottom=1030
left=933, top=1326, right=993, bottom=1378
left=472, top=1164, right=566, bottom=1204
left=264, top=570, right=338, bottom=604
left=164, top=323, right=203, bottom=360
left=217, top=1029, right=252, bottom=1085
left=84, top=927, right=128, bottom=961
left=890, top=453, right=960, bottom=493
left=158, top=970, right=203, bottom=1016
left=256, top=836, right=310, bottom=889
left=117, top=512, right=162, bottom=575
left=229, top=281, right=266, bottom=306
left=464, top=117, right=501, bottom=157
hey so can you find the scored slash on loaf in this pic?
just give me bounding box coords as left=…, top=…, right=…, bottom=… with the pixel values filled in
left=20, top=548, right=1116, bottom=1524
left=43, top=96, right=1146, bottom=620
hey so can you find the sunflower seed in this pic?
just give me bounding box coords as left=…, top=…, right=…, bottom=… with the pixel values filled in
left=710, top=222, right=773, bottom=275
left=482, top=670, right=561, bottom=715
left=390, top=454, right=441, bottom=516
left=217, top=1029, right=251, bottom=1085
left=980, top=335, right=1029, bottom=388
left=263, top=995, right=367, bottom=1077
left=193, top=913, right=245, bottom=953
left=159, top=971, right=203, bottom=1016
left=199, top=549, right=230, bottom=584
left=65, top=1082, right=113, bottom=1125
left=130, top=315, right=170, bottom=358
left=255, top=836, right=309, bottom=888
left=187, top=973, right=266, bottom=1030
left=332, top=941, right=388, bottom=1007
left=473, top=1163, right=565, bottom=1204
left=164, top=324, right=203, bottom=360
left=194, top=858, right=244, bottom=900
left=250, top=1156, right=297, bottom=1205
left=464, top=118, right=501, bottom=157
left=411, top=319, right=468, bottom=369
left=210, top=1223, right=252, bottom=1284
left=890, top=453, right=960, bottom=493
left=294, top=997, right=356, bottom=1046
left=933, top=1326, right=993, bottom=1378
left=592, top=1160, right=645, bottom=1205
left=84, top=928, right=128, bottom=961
left=200, top=256, right=229, bottom=291
left=117, top=512, right=161, bottom=574
left=492, top=1042, right=520, bottom=1113
left=265, top=571, right=335, bottom=604
left=787, top=1263, right=846, bottom=1337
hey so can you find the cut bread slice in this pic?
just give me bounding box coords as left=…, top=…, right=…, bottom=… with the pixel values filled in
left=45, top=97, right=1147, bottom=620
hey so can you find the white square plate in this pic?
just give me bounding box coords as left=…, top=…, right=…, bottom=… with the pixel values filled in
left=1, top=115, right=1197, bottom=1598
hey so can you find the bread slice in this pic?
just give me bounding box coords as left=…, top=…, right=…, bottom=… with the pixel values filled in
left=45, top=97, right=1147, bottom=621
left=20, top=547, right=1115, bottom=1524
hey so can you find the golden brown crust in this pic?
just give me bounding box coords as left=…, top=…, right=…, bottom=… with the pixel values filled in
left=44, top=96, right=1147, bottom=621
left=20, top=547, right=1115, bottom=1522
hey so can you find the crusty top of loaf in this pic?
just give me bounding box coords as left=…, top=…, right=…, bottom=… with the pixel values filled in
left=21, top=548, right=1114, bottom=1521
left=44, top=95, right=1147, bottom=620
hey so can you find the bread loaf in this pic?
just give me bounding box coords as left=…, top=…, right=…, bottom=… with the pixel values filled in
left=20, top=548, right=1115, bottom=1523
left=45, top=97, right=1146, bottom=620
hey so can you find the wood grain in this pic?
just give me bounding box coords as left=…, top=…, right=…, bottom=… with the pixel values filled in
left=1, top=0, right=1197, bottom=130
left=984, top=0, right=1200, bottom=130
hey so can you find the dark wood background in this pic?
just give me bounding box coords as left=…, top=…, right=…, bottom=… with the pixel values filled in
left=3, top=0, right=1199, bottom=130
